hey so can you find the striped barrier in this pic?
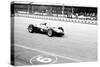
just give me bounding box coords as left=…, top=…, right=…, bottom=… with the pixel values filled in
left=15, top=13, right=97, bottom=25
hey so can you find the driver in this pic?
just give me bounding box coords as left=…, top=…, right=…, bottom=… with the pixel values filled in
left=40, top=23, right=47, bottom=29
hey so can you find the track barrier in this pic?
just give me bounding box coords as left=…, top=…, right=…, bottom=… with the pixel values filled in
left=15, top=13, right=97, bottom=25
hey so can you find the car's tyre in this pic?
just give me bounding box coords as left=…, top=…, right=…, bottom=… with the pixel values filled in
left=28, top=24, right=34, bottom=33
left=47, top=29, right=53, bottom=37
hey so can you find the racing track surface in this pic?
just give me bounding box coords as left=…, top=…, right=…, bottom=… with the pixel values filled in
left=13, top=16, right=98, bottom=66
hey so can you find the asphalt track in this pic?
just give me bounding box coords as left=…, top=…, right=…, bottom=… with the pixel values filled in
left=13, top=16, right=97, bottom=66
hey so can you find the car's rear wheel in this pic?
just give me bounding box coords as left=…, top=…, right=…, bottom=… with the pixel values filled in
left=28, top=24, right=34, bottom=33
left=47, top=29, right=53, bottom=37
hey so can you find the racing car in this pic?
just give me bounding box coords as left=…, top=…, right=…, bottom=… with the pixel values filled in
left=27, top=23, right=64, bottom=37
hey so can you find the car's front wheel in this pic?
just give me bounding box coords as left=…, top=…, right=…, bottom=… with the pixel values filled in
left=47, top=29, right=53, bottom=37
left=28, top=24, right=34, bottom=33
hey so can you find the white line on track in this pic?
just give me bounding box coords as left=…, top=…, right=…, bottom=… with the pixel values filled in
left=15, top=44, right=82, bottom=62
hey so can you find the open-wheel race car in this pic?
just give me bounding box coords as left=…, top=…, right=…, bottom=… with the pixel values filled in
left=27, top=23, right=64, bottom=37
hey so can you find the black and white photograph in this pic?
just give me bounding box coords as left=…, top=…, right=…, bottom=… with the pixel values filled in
left=11, top=1, right=98, bottom=66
